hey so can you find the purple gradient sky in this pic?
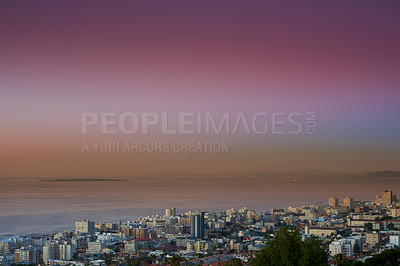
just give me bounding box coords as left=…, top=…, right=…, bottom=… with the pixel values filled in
left=1, top=1, right=400, bottom=177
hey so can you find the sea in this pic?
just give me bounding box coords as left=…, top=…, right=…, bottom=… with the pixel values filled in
left=0, top=174, right=399, bottom=238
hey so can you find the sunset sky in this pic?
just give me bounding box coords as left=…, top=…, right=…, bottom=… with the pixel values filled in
left=1, top=1, right=400, bottom=177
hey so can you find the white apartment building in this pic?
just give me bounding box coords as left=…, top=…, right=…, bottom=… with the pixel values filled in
left=43, top=243, right=76, bottom=261
left=389, top=235, right=400, bottom=247
left=329, top=240, right=353, bottom=257
left=59, top=244, right=76, bottom=260
left=75, top=220, right=95, bottom=235
left=43, top=244, right=58, bottom=260
left=124, top=241, right=138, bottom=252
left=87, top=241, right=106, bottom=254
left=187, top=240, right=211, bottom=253
left=0, top=242, right=10, bottom=256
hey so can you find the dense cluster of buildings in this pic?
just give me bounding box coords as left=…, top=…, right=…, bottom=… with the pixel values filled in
left=0, top=190, right=399, bottom=265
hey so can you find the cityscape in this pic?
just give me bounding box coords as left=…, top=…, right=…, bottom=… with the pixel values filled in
left=1, top=189, right=399, bottom=265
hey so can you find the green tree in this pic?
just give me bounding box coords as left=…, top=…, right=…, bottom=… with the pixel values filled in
left=364, top=248, right=400, bottom=265
left=333, top=254, right=356, bottom=266
left=364, top=222, right=373, bottom=232
left=340, top=229, right=352, bottom=238
left=146, top=257, right=153, bottom=264
left=168, top=255, right=185, bottom=266
left=333, top=254, right=346, bottom=265
left=130, top=258, right=140, bottom=266
left=251, top=227, right=328, bottom=266
left=72, top=252, right=79, bottom=260
left=353, top=242, right=361, bottom=254
left=300, top=235, right=329, bottom=266
left=388, top=222, right=395, bottom=230
left=225, top=257, right=243, bottom=266
left=375, top=215, right=392, bottom=221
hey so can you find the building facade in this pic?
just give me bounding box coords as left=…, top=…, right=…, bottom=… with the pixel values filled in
left=329, top=197, right=339, bottom=207
left=75, top=220, right=95, bottom=234
left=191, top=212, right=205, bottom=239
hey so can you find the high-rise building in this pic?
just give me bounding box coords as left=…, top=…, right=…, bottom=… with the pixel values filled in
left=329, top=197, right=339, bottom=207
left=124, top=228, right=149, bottom=239
left=343, top=197, right=354, bottom=210
left=43, top=243, right=76, bottom=261
left=191, top=212, right=205, bottom=239
left=165, top=207, right=176, bottom=217
left=178, top=217, right=191, bottom=226
left=0, top=242, right=10, bottom=256
left=75, top=220, right=95, bottom=235
left=14, top=248, right=39, bottom=264
left=59, top=244, right=76, bottom=260
left=382, top=190, right=393, bottom=207
left=71, top=235, right=87, bottom=248
left=43, top=243, right=58, bottom=260
left=390, top=208, right=400, bottom=218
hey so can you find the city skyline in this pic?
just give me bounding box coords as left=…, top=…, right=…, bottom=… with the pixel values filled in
left=1, top=189, right=400, bottom=265
left=1, top=2, right=400, bottom=264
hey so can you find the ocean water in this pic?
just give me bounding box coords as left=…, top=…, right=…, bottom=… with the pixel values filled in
left=0, top=175, right=398, bottom=237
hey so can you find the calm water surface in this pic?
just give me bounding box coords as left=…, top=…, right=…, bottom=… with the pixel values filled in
left=0, top=175, right=399, bottom=236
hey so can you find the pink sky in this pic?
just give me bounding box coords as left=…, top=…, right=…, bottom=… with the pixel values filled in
left=1, top=1, right=400, bottom=177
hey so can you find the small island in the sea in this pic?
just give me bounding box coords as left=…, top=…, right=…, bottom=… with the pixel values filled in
left=43, top=178, right=128, bottom=182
